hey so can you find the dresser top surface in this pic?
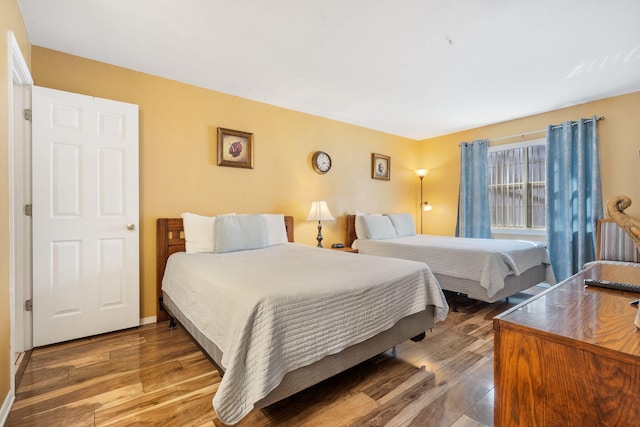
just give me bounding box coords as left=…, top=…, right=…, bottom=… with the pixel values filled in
left=494, top=261, right=640, bottom=358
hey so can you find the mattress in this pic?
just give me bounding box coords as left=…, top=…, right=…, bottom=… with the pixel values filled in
left=161, top=242, right=448, bottom=424
left=354, top=235, right=555, bottom=299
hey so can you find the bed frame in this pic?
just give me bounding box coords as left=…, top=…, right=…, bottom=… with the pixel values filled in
left=345, top=215, right=547, bottom=304
left=156, top=216, right=435, bottom=410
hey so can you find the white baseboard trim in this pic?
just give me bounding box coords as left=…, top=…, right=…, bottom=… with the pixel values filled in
left=140, top=316, right=157, bottom=325
left=0, top=389, right=15, bottom=426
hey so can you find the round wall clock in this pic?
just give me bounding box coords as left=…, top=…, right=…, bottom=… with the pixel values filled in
left=312, top=151, right=332, bottom=174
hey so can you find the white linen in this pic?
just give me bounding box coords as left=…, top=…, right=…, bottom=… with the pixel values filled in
left=354, top=235, right=555, bottom=298
left=354, top=211, right=382, bottom=239
left=387, top=213, right=417, bottom=237
left=162, top=243, right=447, bottom=424
left=181, top=212, right=216, bottom=253
left=181, top=212, right=236, bottom=253
left=214, top=214, right=267, bottom=253
left=360, top=215, right=397, bottom=239
left=262, top=213, right=288, bottom=246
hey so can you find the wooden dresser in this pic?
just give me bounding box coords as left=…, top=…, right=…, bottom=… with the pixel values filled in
left=493, top=261, right=640, bottom=426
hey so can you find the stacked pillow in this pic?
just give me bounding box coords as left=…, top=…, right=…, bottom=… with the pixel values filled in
left=181, top=212, right=224, bottom=253
left=355, top=211, right=416, bottom=240
left=387, top=213, right=416, bottom=237
left=181, top=212, right=288, bottom=254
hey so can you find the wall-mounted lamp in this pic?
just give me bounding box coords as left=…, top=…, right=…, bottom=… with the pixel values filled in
left=306, top=200, right=335, bottom=247
left=415, top=169, right=431, bottom=233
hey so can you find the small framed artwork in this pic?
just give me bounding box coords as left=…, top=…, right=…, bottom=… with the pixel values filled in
left=217, top=127, right=254, bottom=169
left=371, top=153, right=390, bottom=180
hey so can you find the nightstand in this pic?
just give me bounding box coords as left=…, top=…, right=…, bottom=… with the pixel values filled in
left=329, top=247, right=358, bottom=253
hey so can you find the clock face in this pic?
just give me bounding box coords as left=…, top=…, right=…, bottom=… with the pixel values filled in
left=312, top=151, right=332, bottom=174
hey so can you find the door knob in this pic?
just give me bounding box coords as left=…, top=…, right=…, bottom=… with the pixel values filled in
left=127, top=224, right=136, bottom=231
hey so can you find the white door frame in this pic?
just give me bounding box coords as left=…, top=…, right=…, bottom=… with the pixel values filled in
left=7, top=30, right=33, bottom=397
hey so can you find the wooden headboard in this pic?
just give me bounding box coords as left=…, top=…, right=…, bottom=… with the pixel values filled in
left=596, top=218, right=640, bottom=262
left=346, top=214, right=357, bottom=248
left=156, top=215, right=294, bottom=321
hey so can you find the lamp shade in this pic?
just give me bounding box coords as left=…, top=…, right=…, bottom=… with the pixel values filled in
left=423, top=202, right=433, bottom=212
left=306, top=201, right=335, bottom=221
left=415, top=169, right=428, bottom=178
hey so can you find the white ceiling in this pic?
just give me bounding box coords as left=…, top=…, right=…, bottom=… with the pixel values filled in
left=17, top=0, right=640, bottom=140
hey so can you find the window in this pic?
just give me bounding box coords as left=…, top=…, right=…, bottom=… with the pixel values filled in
left=488, top=138, right=546, bottom=230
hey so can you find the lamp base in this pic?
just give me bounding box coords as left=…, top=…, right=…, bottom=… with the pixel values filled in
left=316, top=222, right=323, bottom=248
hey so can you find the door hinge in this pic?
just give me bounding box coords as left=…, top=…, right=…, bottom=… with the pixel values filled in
left=24, top=204, right=32, bottom=216
left=23, top=108, right=32, bottom=121
left=25, top=299, right=32, bottom=312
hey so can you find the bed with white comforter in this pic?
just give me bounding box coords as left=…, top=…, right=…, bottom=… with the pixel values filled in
left=160, top=216, right=448, bottom=425
left=347, top=213, right=556, bottom=303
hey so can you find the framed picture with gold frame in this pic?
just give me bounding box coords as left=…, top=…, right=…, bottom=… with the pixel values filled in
left=371, top=153, right=390, bottom=180
left=217, top=127, right=254, bottom=169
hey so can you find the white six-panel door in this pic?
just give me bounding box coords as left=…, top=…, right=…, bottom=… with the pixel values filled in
left=32, top=86, right=139, bottom=347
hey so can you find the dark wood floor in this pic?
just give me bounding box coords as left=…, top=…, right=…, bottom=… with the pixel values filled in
left=6, top=286, right=547, bottom=427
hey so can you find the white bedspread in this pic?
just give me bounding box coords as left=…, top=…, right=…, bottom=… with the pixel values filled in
left=354, top=235, right=555, bottom=298
left=162, top=243, right=447, bottom=424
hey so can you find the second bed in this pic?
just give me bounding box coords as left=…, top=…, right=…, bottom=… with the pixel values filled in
left=346, top=213, right=555, bottom=303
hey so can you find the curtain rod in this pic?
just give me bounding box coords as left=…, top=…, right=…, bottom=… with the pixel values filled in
left=488, top=116, right=605, bottom=143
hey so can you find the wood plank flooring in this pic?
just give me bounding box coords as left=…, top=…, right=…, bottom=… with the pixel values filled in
left=6, top=286, right=547, bottom=427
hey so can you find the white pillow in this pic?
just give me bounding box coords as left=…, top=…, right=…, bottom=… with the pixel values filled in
left=263, top=214, right=288, bottom=246
left=214, top=214, right=267, bottom=253
left=181, top=212, right=215, bottom=253
left=361, top=215, right=397, bottom=240
left=354, top=211, right=382, bottom=239
left=387, top=213, right=416, bottom=237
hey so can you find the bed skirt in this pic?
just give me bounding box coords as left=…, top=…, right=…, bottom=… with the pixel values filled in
left=435, top=264, right=548, bottom=303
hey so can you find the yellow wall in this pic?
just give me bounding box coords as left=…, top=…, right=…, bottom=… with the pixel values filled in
left=31, top=47, right=420, bottom=319
left=418, top=91, right=640, bottom=236
left=1, top=0, right=31, bottom=408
